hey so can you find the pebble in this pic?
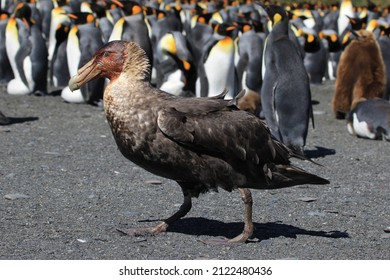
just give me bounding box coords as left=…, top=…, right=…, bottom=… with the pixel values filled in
left=298, top=196, right=318, bottom=202
left=384, top=226, right=390, bottom=233
left=4, top=193, right=30, bottom=200
left=77, top=239, right=87, bottom=243
left=380, top=233, right=390, bottom=239
left=308, top=211, right=326, bottom=217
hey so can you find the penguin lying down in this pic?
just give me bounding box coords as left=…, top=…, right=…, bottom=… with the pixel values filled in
left=347, top=98, right=390, bottom=141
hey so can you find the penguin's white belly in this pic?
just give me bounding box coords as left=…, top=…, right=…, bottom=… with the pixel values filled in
left=7, top=79, right=30, bottom=95
left=328, top=60, right=336, bottom=80
left=204, top=49, right=234, bottom=98
left=61, top=87, right=85, bottom=103
left=348, top=113, right=376, bottom=139
left=159, top=69, right=185, bottom=96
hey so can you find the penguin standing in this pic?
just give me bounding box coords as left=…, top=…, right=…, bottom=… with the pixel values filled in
left=48, top=5, right=70, bottom=64
left=80, top=1, right=113, bottom=43
left=319, top=29, right=343, bottom=81
left=260, top=4, right=313, bottom=155
left=155, top=31, right=196, bottom=96
left=234, top=21, right=264, bottom=115
left=5, top=2, right=48, bottom=95
left=50, top=22, right=70, bottom=87
left=300, top=28, right=327, bottom=84
left=61, top=12, right=105, bottom=105
left=347, top=98, right=390, bottom=141
left=0, top=10, right=13, bottom=83
left=200, top=22, right=237, bottom=98
left=186, top=12, right=213, bottom=96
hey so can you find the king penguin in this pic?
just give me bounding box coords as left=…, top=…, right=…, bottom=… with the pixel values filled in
left=319, top=29, right=343, bottom=81
left=155, top=31, right=196, bottom=96
left=50, top=21, right=70, bottom=87
left=5, top=2, right=48, bottom=95
left=234, top=21, right=264, bottom=115
left=260, top=4, right=313, bottom=155
left=47, top=5, right=70, bottom=64
left=347, top=98, right=390, bottom=141
left=199, top=22, right=237, bottom=98
left=0, top=10, right=13, bottom=83
left=80, top=0, right=113, bottom=43
left=300, top=28, right=327, bottom=84
left=61, top=12, right=105, bottom=105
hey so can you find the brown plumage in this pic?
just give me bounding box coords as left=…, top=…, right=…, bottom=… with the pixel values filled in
left=236, top=89, right=262, bottom=116
left=69, top=40, right=329, bottom=243
left=332, top=29, right=386, bottom=119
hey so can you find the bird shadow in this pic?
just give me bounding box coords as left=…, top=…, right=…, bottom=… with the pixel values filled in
left=304, top=146, right=336, bottom=159
left=1, top=116, right=39, bottom=126
left=144, top=217, right=349, bottom=243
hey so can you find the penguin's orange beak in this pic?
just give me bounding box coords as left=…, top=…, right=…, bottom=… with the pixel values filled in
left=68, top=58, right=102, bottom=91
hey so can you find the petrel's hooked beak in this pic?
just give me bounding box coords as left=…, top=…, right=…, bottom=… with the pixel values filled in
left=68, top=58, right=102, bottom=91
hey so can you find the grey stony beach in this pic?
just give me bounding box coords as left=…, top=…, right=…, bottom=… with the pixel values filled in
left=0, top=81, right=389, bottom=260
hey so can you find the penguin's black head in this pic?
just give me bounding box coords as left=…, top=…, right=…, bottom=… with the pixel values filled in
left=346, top=15, right=367, bottom=31
left=68, top=12, right=96, bottom=25
left=258, top=3, right=288, bottom=26
left=112, top=0, right=143, bottom=16
left=212, top=22, right=236, bottom=36
left=380, top=26, right=390, bottom=37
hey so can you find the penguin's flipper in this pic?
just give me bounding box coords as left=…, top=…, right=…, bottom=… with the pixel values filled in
left=14, top=39, right=32, bottom=90
left=202, top=38, right=218, bottom=64
left=309, top=88, right=315, bottom=129
left=172, top=31, right=193, bottom=63
left=261, top=65, right=279, bottom=132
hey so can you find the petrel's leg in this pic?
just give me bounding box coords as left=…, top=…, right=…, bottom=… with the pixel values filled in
left=201, top=188, right=254, bottom=244
left=117, top=187, right=192, bottom=236
left=228, top=188, right=254, bottom=243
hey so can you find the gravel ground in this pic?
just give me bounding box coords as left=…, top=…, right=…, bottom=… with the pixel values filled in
left=0, top=81, right=389, bottom=260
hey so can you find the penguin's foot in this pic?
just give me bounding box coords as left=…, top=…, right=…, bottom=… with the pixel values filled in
left=32, top=90, right=46, bottom=96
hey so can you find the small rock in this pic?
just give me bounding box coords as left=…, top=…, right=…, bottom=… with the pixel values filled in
left=380, top=233, right=390, bottom=239
left=308, top=211, right=326, bottom=217
left=384, top=226, right=390, bottom=233
left=4, top=193, right=30, bottom=200
left=298, top=196, right=318, bottom=202
left=77, top=239, right=87, bottom=243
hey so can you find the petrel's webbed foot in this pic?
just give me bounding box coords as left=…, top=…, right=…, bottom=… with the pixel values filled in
left=117, top=193, right=192, bottom=237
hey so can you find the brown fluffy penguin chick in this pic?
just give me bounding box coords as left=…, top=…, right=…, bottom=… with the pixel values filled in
left=237, top=89, right=262, bottom=116
left=332, top=29, right=386, bottom=119
left=68, top=40, right=329, bottom=244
